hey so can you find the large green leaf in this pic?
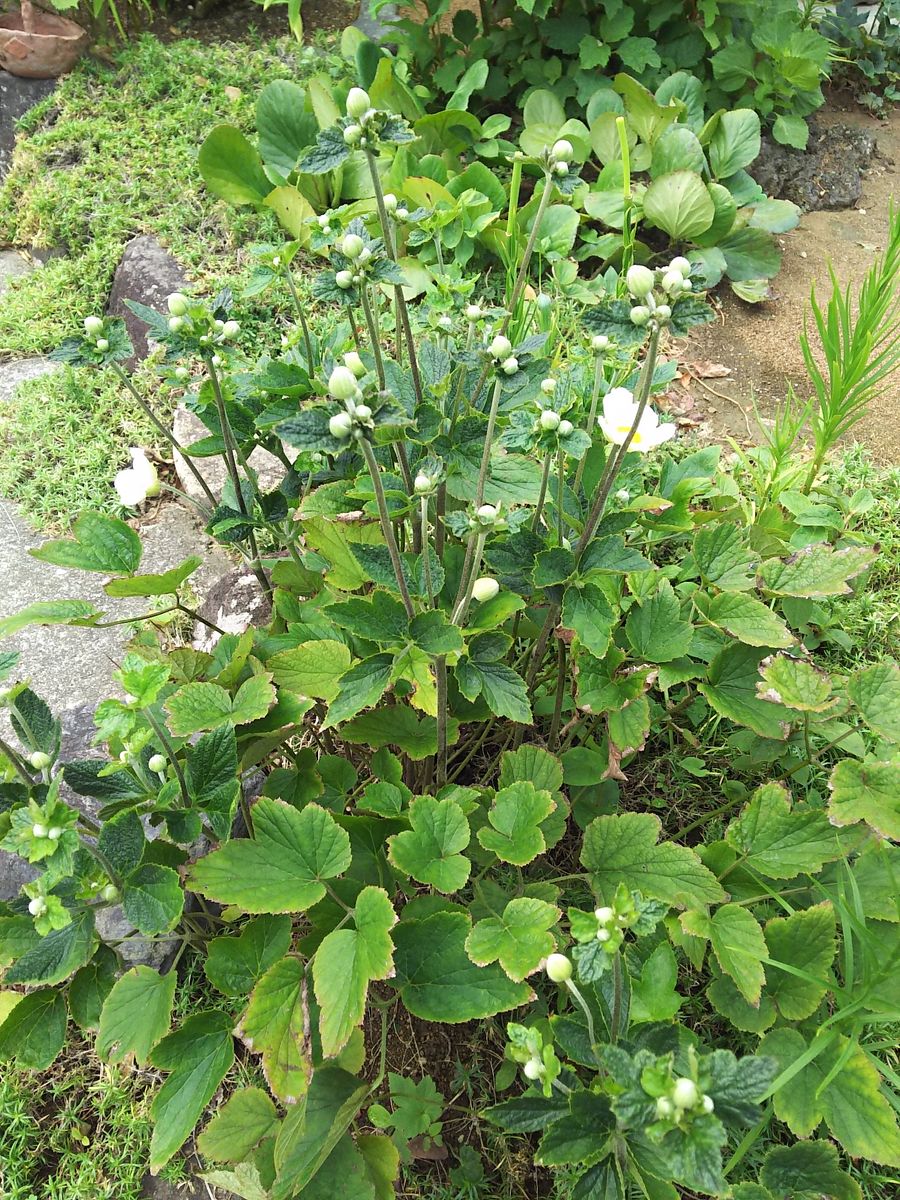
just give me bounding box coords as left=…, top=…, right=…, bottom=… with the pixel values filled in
left=693, top=523, right=756, bottom=590
left=68, top=944, right=118, bottom=1031
left=758, top=543, right=875, bottom=598
left=828, top=757, right=900, bottom=841
left=760, top=1140, right=861, bottom=1200
left=848, top=662, right=900, bottom=742
left=725, top=783, right=841, bottom=879
left=392, top=911, right=532, bottom=1021
left=97, top=965, right=177, bottom=1064
left=323, top=654, right=394, bottom=728
left=238, top=956, right=309, bottom=1103
left=5, top=909, right=95, bottom=985
left=104, top=556, right=201, bottom=597
left=313, top=886, right=396, bottom=1056
left=198, top=1087, right=280, bottom=1163
left=340, top=705, right=457, bottom=760
left=708, top=109, right=760, bottom=178
left=257, top=80, right=318, bottom=176
left=477, top=781, right=555, bottom=866
left=31, top=512, right=142, bottom=574
left=560, top=583, right=617, bottom=658
left=757, top=655, right=835, bottom=713
left=581, top=813, right=725, bottom=907
left=700, top=644, right=792, bottom=740
left=149, top=1011, right=235, bottom=1170
left=205, top=914, right=293, bottom=997
left=624, top=581, right=693, bottom=663
left=272, top=1067, right=370, bottom=1200
left=269, top=640, right=353, bottom=702
left=165, top=675, right=276, bottom=735
left=465, top=897, right=560, bottom=982
left=705, top=592, right=793, bottom=648
left=122, top=864, right=184, bottom=936
left=0, top=598, right=101, bottom=637
left=682, top=904, right=766, bottom=1004
left=388, top=795, right=471, bottom=893
left=200, top=125, right=271, bottom=204
left=764, top=901, right=835, bottom=1020
left=643, top=170, right=715, bottom=239
left=188, top=799, right=352, bottom=912
left=0, top=988, right=67, bottom=1068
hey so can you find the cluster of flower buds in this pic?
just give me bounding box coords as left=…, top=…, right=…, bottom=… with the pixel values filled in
left=625, top=257, right=692, bottom=328
left=536, top=381, right=576, bottom=439
left=327, top=364, right=374, bottom=442
left=547, top=138, right=574, bottom=177
left=165, top=294, right=239, bottom=369
left=83, top=314, right=110, bottom=353
left=470, top=502, right=506, bottom=531
left=506, top=1023, right=561, bottom=1095
left=335, top=232, right=376, bottom=290
left=489, top=333, right=518, bottom=376
left=655, top=1077, right=715, bottom=1123
left=342, top=87, right=380, bottom=150
left=381, top=192, right=410, bottom=222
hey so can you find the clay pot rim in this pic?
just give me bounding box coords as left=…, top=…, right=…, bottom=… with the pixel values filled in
left=0, top=9, right=88, bottom=40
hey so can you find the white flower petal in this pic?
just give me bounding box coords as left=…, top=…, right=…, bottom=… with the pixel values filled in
left=114, top=467, right=148, bottom=506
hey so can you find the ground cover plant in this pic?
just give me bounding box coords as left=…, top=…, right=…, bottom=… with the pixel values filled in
left=1, top=86, right=899, bottom=1200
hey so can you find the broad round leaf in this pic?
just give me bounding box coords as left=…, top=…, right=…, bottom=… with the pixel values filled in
left=643, top=170, right=715, bottom=240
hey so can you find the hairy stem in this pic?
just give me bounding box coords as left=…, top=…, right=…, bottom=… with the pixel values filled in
left=361, top=439, right=415, bottom=619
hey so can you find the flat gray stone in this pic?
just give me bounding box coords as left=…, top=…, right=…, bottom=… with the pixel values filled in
left=0, top=248, right=35, bottom=297
left=173, top=402, right=292, bottom=503
left=0, top=355, right=55, bottom=401
left=355, top=0, right=396, bottom=40
left=107, top=234, right=186, bottom=365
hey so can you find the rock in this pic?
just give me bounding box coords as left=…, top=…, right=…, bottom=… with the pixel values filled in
left=0, top=248, right=35, bottom=297
left=140, top=1175, right=209, bottom=1199
left=193, top=566, right=273, bottom=652
left=106, top=235, right=186, bottom=364
left=0, top=69, right=56, bottom=180
left=172, top=403, right=292, bottom=505
left=750, top=121, right=878, bottom=212
left=95, top=903, right=180, bottom=971
left=354, top=0, right=397, bottom=41
left=0, top=354, right=56, bottom=402
left=0, top=850, right=37, bottom=902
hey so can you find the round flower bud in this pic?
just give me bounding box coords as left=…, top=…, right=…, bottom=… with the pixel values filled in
left=655, top=304, right=672, bottom=322
left=174, top=366, right=190, bottom=381
left=501, top=356, right=519, bottom=376
left=272, top=255, right=281, bottom=267
left=477, top=503, right=497, bottom=522
left=554, top=161, right=569, bottom=176
left=540, top=409, right=561, bottom=431
left=329, top=412, right=354, bottom=439
left=343, top=124, right=362, bottom=145
left=596, top=927, right=611, bottom=943
left=595, top=906, right=614, bottom=924
left=396, top=205, right=409, bottom=221
left=102, top=883, right=120, bottom=902
left=96, top=338, right=110, bottom=352
left=318, top=214, right=331, bottom=229
left=352, top=273, right=362, bottom=284
left=29, top=751, right=51, bottom=770
left=672, top=1078, right=699, bottom=1109
left=523, top=1059, right=543, bottom=1080
left=701, top=1095, right=715, bottom=1114
left=630, top=305, right=650, bottom=326
left=680, top=278, right=693, bottom=291
left=167, top=293, right=189, bottom=316
left=84, top=316, right=104, bottom=336
left=551, top=138, right=574, bottom=162
left=540, top=378, right=556, bottom=395
left=47, top=827, right=62, bottom=841
left=438, top=314, right=453, bottom=331
left=465, top=304, right=482, bottom=321
left=167, top=317, right=183, bottom=333
left=357, top=247, right=372, bottom=265
left=211, top=354, right=222, bottom=368
left=32, top=823, right=48, bottom=838
left=656, top=1097, right=674, bottom=1119
left=354, top=403, right=373, bottom=422
left=148, top=753, right=166, bottom=773
left=661, top=269, right=683, bottom=294
left=342, top=233, right=364, bottom=260
left=344, top=351, right=366, bottom=378
left=591, top=334, right=609, bottom=352
left=536, top=292, right=553, bottom=312
left=329, top=365, right=359, bottom=400
left=558, top=419, right=574, bottom=437
left=335, top=270, right=354, bottom=289
left=382, top=192, right=398, bottom=213
left=615, top=488, right=630, bottom=503
left=671, top=255, right=691, bottom=278
left=626, top=264, right=655, bottom=298
left=28, top=897, right=47, bottom=917
left=545, top=953, right=573, bottom=983
left=199, top=334, right=210, bottom=346
left=472, top=576, right=500, bottom=603
left=414, top=473, right=432, bottom=494
left=346, top=87, right=371, bottom=120
left=490, top=334, right=512, bottom=360
left=222, top=319, right=240, bottom=339
left=215, top=319, right=225, bottom=330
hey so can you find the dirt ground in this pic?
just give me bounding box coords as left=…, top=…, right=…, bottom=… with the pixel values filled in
left=686, top=100, right=900, bottom=465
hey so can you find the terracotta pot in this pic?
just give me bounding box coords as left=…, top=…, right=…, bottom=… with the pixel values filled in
left=0, top=0, right=89, bottom=79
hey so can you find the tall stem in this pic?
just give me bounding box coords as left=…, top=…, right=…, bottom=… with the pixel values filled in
left=420, top=497, right=434, bottom=606
left=532, top=453, right=552, bottom=532
left=504, top=171, right=554, bottom=332
left=556, top=447, right=565, bottom=544
left=548, top=637, right=566, bottom=749
left=110, top=365, right=217, bottom=511
left=0, top=734, right=35, bottom=786
left=451, top=531, right=487, bottom=627
left=435, top=658, right=448, bottom=789
left=143, top=707, right=189, bottom=808
left=573, top=354, right=604, bottom=494
left=361, top=439, right=415, bottom=619
left=360, top=286, right=386, bottom=389
left=474, top=377, right=504, bottom=511
left=284, top=269, right=315, bottom=369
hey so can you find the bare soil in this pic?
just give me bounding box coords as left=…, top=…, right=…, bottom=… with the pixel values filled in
left=685, top=99, right=900, bottom=465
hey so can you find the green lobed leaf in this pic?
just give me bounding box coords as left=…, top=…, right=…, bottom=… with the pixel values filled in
left=693, top=522, right=756, bottom=590
left=165, top=675, right=276, bottom=736
left=758, top=544, right=876, bottom=598
left=705, top=592, right=793, bottom=649
left=828, top=757, right=900, bottom=841
left=67, top=944, right=118, bottom=1031
left=465, top=897, right=560, bottom=982
left=0, top=598, right=102, bottom=638
left=205, top=914, right=294, bottom=997
left=97, top=965, right=177, bottom=1065
left=269, top=640, right=353, bottom=702
left=0, top=987, right=67, bottom=1069
left=104, top=556, right=202, bottom=597
left=760, top=1139, right=861, bottom=1200
left=757, top=654, right=835, bottom=712
left=560, top=583, right=617, bottom=658
left=340, top=705, right=458, bottom=760
left=5, top=909, right=95, bottom=986
left=188, top=799, right=352, bottom=913
left=725, top=782, right=842, bottom=879
left=848, top=662, right=900, bottom=742
left=272, top=1066, right=370, bottom=1200
left=198, top=1086, right=280, bottom=1163
left=682, top=904, right=766, bottom=1004
left=388, top=795, right=471, bottom=893
left=625, top=580, right=693, bottom=662
left=764, top=901, right=835, bottom=1020
left=699, top=644, right=792, bottom=740
left=30, top=512, right=142, bottom=575
left=122, top=864, right=184, bottom=936
left=323, top=654, right=394, bottom=728
left=477, top=781, right=555, bottom=866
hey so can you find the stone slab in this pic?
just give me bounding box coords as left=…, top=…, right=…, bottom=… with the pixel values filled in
left=0, top=69, right=56, bottom=181
left=0, top=248, right=34, bottom=297
left=0, top=354, right=55, bottom=400
left=173, top=402, right=293, bottom=503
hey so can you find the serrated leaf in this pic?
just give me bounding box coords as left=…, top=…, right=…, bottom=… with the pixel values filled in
left=5, top=909, right=95, bottom=985
left=340, top=705, right=457, bottom=760
left=272, top=1066, right=370, bottom=1200
left=683, top=904, right=766, bottom=1004
left=323, top=654, right=394, bottom=728
left=68, top=944, right=118, bottom=1031
left=700, top=644, right=792, bottom=740
left=31, top=512, right=142, bottom=574
left=760, top=1139, right=861, bottom=1200
left=499, top=743, right=564, bottom=792
left=388, top=795, right=471, bottom=893
left=828, top=757, right=900, bottom=841
left=625, top=581, right=693, bottom=662
left=98, top=809, right=146, bottom=876
left=97, top=965, right=177, bottom=1065
left=0, top=598, right=102, bottom=637
left=629, top=942, right=683, bottom=1022
left=122, top=864, right=183, bottom=935
left=465, top=897, right=559, bottom=982
left=581, top=813, right=725, bottom=907
left=0, top=988, right=67, bottom=1069
left=198, top=1087, right=280, bottom=1163
left=313, top=886, right=396, bottom=1056
left=725, top=782, right=842, bottom=879
left=105, top=556, right=202, bottom=597
left=705, top=592, right=793, bottom=648
left=477, top=781, right=555, bottom=866
left=269, top=640, right=353, bottom=702
left=693, top=522, right=756, bottom=590
left=561, top=583, right=617, bottom=657
left=707, top=971, right=776, bottom=1034
left=149, top=1011, right=235, bottom=1170
left=758, top=544, right=876, bottom=598
left=456, top=659, right=533, bottom=723
left=764, top=901, right=835, bottom=1020
left=188, top=799, right=351, bottom=913
left=239, top=956, right=310, bottom=1103
left=392, top=911, right=531, bottom=1021
left=205, top=914, right=293, bottom=997
left=171, top=675, right=275, bottom=736
left=757, top=654, right=835, bottom=712
left=848, top=662, right=900, bottom=742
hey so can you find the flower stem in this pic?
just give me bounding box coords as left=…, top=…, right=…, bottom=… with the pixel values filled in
left=0, top=734, right=34, bottom=787
left=435, top=657, right=448, bottom=789
left=573, top=354, right=604, bottom=494
left=505, top=171, right=554, bottom=331
left=360, top=285, right=386, bottom=389
left=143, top=707, right=190, bottom=808
left=284, top=268, right=315, bottom=369
left=361, top=438, right=415, bottom=619
left=532, top=452, right=552, bottom=533
left=451, top=531, right=487, bottom=627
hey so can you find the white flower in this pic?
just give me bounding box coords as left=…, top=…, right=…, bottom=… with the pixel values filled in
left=598, top=388, right=676, bottom=452
left=114, top=449, right=160, bottom=507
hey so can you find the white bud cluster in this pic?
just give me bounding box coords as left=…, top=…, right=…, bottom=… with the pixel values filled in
left=344, top=88, right=379, bottom=150
left=625, top=257, right=692, bottom=327
left=655, top=1077, right=714, bottom=1123
left=549, top=138, right=574, bottom=176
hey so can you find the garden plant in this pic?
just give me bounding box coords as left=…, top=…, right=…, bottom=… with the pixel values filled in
left=0, top=83, right=899, bottom=1200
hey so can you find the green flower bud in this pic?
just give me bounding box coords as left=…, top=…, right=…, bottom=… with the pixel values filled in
left=167, top=317, right=183, bottom=334
left=536, top=292, right=553, bottom=312
left=553, top=161, right=569, bottom=176
left=354, top=403, right=373, bottom=422
left=558, top=419, right=574, bottom=437
left=96, top=338, right=110, bottom=352
left=335, top=270, right=354, bottom=289
left=523, top=1059, right=544, bottom=1080
left=329, top=411, right=354, bottom=439
left=47, top=827, right=62, bottom=841
left=102, top=883, right=120, bottom=903
left=655, top=304, right=672, bottom=322
left=174, top=366, right=190, bottom=381
left=489, top=334, right=512, bottom=360
left=476, top=503, right=498, bottom=523
left=630, top=305, right=650, bottom=326
left=28, top=897, right=47, bottom=917
left=342, top=233, right=364, bottom=259
left=701, top=1095, right=715, bottom=1114
left=84, top=316, right=104, bottom=336
left=148, top=753, right=166, bottom=773
left=656, top=1097, right=674, bottom=1119
left=626, top=264, right=655, bottom=298
left=343, top=124, right=362, bottom=146
left=414, top=472, right=432, bottom=494
left=29, top=751, right=51, bottom=770
left=32, top=823, right=48, bottom=838
left=396, top=206, right=409, bottom=221
left=670, top=255, right=691, bottom=278
left=661, top=269, right=683, bottom=294
left=540, top=409, right=561, bottom=431
left=222, top=319, right=240, bottom=338
left=346, top=87, right=371, bottom=120
left=329, top=365, right=359, bottom=400
left=382, top=192, right=398, bottom=213
left=501, top=356, right=519, bottom=376
left=672, top=1078, right=699, bottom=1109
left=545, top=953, right=573, bottom=982
left=595, top=905, right=613, bottom=924
left=591, top=334, right=609, bottom=351
left=344, top=351, right=366, bottom=378
left=551, top=138, right=573, bottom=162
left=540, top=378, right=556, bottom=395
left=465, top=303, right=482, bottom=321
left=167, top=293, right=189, bottom=316
left=472, top=576, right=500, bottom=602
left=680, top=278, right=693, bottom=291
